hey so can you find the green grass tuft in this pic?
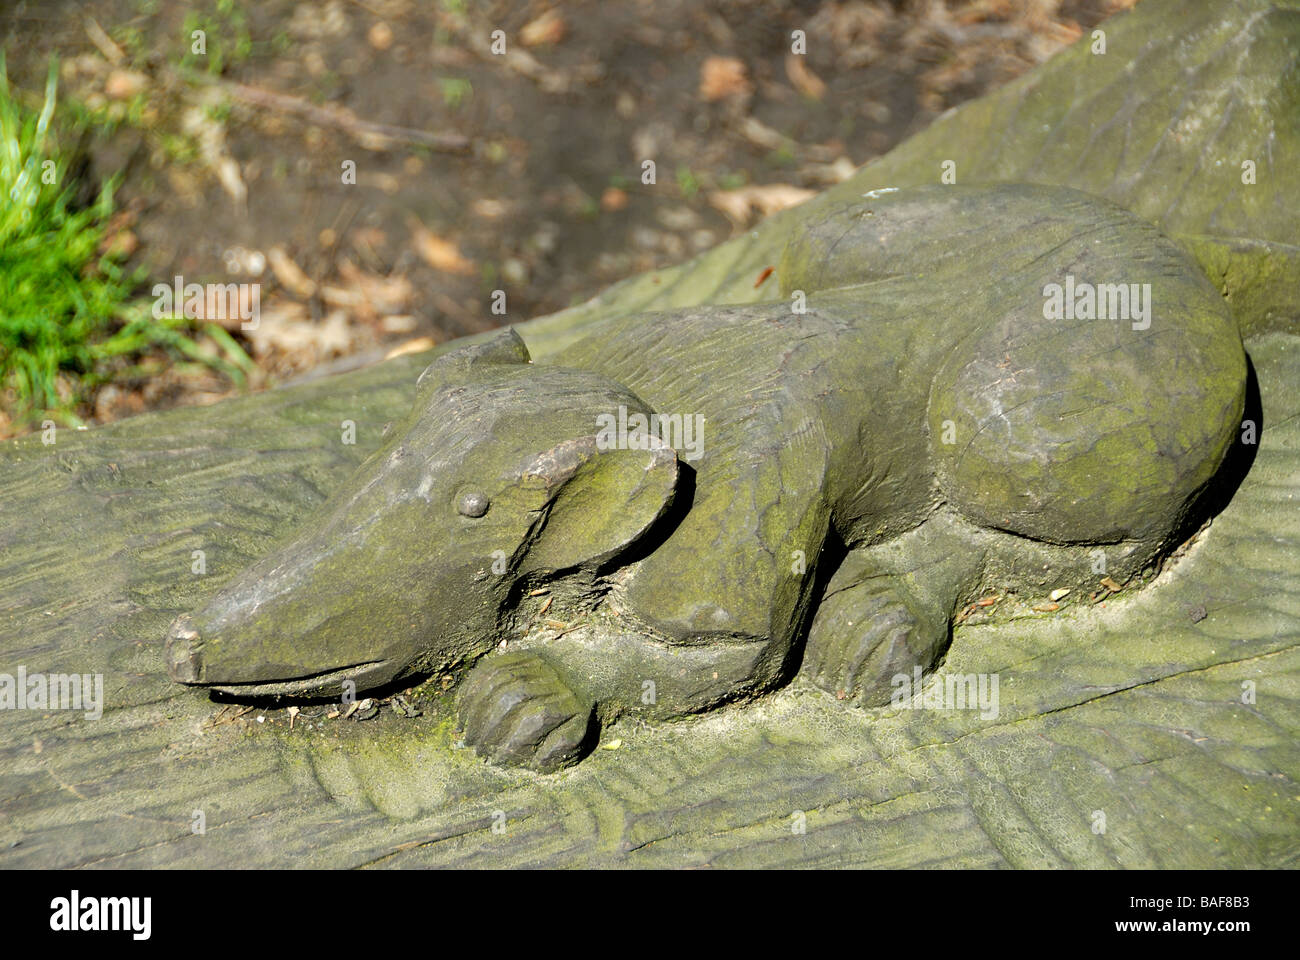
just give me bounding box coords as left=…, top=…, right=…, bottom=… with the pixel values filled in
left=0, top=54, right=251, bottom=429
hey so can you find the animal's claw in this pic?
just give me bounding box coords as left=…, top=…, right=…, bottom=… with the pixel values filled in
left=458, top=651, right=595, bottom=772
left=803, top=578, right=947, bottom=707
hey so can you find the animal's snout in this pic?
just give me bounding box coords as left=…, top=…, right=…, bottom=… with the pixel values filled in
left=162, top=603, right=415, bottom=697
left=164, top=615, right=203, bottom=684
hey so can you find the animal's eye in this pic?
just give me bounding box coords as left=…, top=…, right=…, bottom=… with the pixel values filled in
left=457, top=491, right=490, bottom=518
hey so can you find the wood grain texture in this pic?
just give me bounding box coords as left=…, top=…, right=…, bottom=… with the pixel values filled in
left=0, top=333, right=1295, bottom=868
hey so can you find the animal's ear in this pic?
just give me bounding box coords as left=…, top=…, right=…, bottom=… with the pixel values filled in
left=519, top=435, right=679, bottom=574
left=417, top=327, right=530, bottom=392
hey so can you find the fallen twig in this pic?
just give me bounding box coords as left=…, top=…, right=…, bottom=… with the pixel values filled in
left=222, top=82, right=471, bottom=153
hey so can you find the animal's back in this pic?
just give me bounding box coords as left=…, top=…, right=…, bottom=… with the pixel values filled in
left=549, top=184, right=1246, bottom=648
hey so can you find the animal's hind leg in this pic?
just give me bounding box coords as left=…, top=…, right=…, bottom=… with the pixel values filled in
left=801, top=519, right=985, bottom=706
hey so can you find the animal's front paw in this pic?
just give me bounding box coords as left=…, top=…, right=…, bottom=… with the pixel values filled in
left=803, top=575, right=948, bottom=707
left=457, top=652, right=595, bottom=772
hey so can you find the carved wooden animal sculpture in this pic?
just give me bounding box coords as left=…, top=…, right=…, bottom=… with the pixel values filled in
left=166, top=184, right=1246, bottom=771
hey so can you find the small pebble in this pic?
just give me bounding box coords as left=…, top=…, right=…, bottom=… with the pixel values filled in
left=392, top=695, right=422, bottom=718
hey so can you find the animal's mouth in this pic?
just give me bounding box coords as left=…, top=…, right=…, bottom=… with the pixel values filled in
left=204, top=661, right=399, bottom=699
left=165, top=614, right=403, bottom=699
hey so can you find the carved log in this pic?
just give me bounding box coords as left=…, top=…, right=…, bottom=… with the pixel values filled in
left=1, top=0, right=1296, bottom=867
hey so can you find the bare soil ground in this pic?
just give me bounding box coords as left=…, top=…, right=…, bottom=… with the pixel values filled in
left=0, top=0, right=1130, bottom=430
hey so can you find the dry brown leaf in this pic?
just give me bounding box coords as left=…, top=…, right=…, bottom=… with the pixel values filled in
left=707, top=190, right=754, bottom=225
left=336, top=260, right=413, bottom=314
left=98, top=228, right=138, bottom=259
left=380, top=314, right=417, bottom=334
left=471, top=198, right=508, bottom=219
left=601, top=186, right=629, bottom=211
left=84, top=17, right=126, bottom=65
left=180, top=98, right=247, bottom=205
left=241, top=298, right=304, bottom=356
left=213, top=157, right=247, bottom=205
left=360, top=171, right=402, bottom=195
left=520, top=9, right=566, bottom=47
left=385, top=337, right=437, bottom=360
left=409, top=221, right=476, bottom=275
left=105, top=68, right=147, bottom=100
left=319, top=286, right=365, bottom=309
left=368, top=21, right=394, bottom=51
left=699, top=56, right=751, bottom=102
left=785, top=54, right=826, bottom=100
left=708, top=184, right=816, bottom=226
left=245, top=304, right=356, bottom=361
left=1049, top=20, right=1084, bottom=45
left=737, top=115, right=787, bottom=150
left=267, top=246, right=317, bottom=298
